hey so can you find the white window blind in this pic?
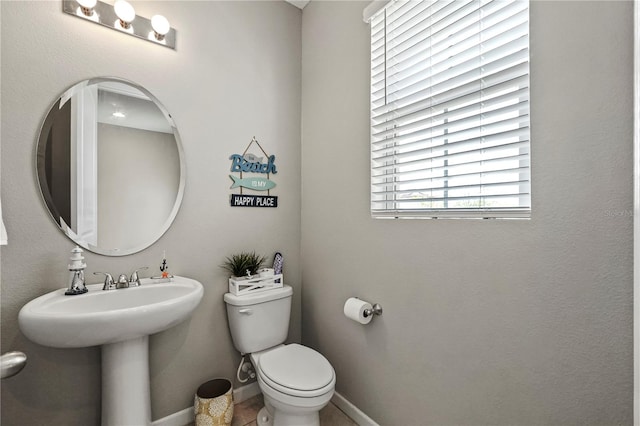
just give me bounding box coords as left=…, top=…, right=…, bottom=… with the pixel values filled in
left=370, top=0, right=530, bottom=218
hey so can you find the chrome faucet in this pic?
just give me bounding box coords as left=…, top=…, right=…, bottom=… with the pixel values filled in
left=94, top=268, right=149, bottom=290
left=116, top=274, right=129, bottom=289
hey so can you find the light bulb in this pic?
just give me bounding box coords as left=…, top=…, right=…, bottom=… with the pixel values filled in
left=151, top=15, right=170, bottom=40
left=114, top=0, right=135, bottom=29
left=77, top=0, right=96, bottom=8
left=77, top=0, right=97, bottom=17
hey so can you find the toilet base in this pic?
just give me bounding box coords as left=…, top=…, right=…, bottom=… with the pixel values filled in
left=256, top=405, right=320, bottom=426
left=257, top=406, right=272, bottom=426
left=261, top=393, right=321, bottom=426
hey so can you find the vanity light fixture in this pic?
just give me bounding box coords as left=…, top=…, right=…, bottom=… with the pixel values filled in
left=62, top=0, right=176, bottom=49
left=75, top=0, right=99, bottom=22
left=76, top=0, right=96, bottom=17
left=114, top=0, right=135, bottom=31
left=150, top=15, right=170, bottom=42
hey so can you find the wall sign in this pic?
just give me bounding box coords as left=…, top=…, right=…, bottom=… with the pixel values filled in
left=229, top=137, right=278, bottom=208
left=230, top=194, right=278, bottom=207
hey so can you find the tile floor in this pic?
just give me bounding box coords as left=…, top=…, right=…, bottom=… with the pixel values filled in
left=190, top=393, right=358, bottom=426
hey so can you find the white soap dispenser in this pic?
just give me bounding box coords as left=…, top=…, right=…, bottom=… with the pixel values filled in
left=66, top=246, right=88, bottom=295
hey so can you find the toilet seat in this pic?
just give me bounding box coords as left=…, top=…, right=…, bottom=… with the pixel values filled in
left=257, top=344, right=335, bottom=398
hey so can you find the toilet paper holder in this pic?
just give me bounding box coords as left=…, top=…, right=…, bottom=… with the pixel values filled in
left=363, top=303, right=383, bottom=318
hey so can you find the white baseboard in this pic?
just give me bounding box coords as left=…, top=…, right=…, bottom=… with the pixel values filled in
left=331, top=391, right=379, bottom=426
left=151, top=382, right=261, bottom=426
left=233, top=381, right=261, bottom=403
left=151, top=384, right=377, bottom=426
left=151, top=406, right=192, bottom=426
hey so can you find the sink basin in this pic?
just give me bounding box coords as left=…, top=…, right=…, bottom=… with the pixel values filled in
left=18, top=276, right=204, bottom=426
left=19, top=276, right=203, bottom=348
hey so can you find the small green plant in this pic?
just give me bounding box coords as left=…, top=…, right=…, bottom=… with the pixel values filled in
left=221, top=251, right=266, bottom=278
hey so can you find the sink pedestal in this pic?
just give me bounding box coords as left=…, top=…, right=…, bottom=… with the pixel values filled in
left=102, top=336, right=151, bottom=426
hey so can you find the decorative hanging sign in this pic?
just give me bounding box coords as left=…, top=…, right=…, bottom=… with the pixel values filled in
left=229, top=137, right=278, bottom=208
left=229, top=176, right=276, bottom=191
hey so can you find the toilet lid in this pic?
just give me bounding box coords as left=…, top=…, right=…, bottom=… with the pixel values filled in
left=259, top=344, right=334, bottom=392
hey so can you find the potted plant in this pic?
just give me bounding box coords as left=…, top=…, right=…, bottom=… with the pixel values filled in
left=221, top=251, right=266, bottom=280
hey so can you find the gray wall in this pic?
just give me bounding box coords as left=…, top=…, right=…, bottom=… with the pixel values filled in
left=2, top=1, right=635, bottom=425
left=1, top=1, right=301, bottom=424
left=301, top=1, right=634, bottom=425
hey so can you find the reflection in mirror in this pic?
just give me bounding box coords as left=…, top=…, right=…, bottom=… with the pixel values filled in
left=36, top=78, right=185, bottom=256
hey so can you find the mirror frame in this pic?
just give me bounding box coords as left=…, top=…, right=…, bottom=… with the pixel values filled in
left=35, top=77, right=186, bottom=256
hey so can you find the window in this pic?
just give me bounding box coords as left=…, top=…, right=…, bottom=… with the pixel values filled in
left=368, top=0, right=530, bottom=218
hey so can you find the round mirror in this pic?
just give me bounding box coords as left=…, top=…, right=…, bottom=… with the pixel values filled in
left=36, top=77, right=185, bottom=256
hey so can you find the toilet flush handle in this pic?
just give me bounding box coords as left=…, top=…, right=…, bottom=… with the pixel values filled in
left=239, top=308, right=253, bottom=315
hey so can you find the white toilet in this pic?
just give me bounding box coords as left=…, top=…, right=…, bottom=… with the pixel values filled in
left=224, top=286, right=335, bottom=426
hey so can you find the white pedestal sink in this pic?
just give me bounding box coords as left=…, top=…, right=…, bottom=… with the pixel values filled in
left=18, top=276, right=204, bottom=426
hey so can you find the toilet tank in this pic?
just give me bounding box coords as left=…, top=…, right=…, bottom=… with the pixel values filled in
left=224, top=286, right=293, bottom=354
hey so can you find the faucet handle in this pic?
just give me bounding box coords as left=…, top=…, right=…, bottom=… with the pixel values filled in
left=129, top=267, right=149, bottom=287
left=94, top=272, right=115, bottom=291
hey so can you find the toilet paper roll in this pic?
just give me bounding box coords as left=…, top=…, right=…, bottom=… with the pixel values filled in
left=343, top=297, right=373, bottom=325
